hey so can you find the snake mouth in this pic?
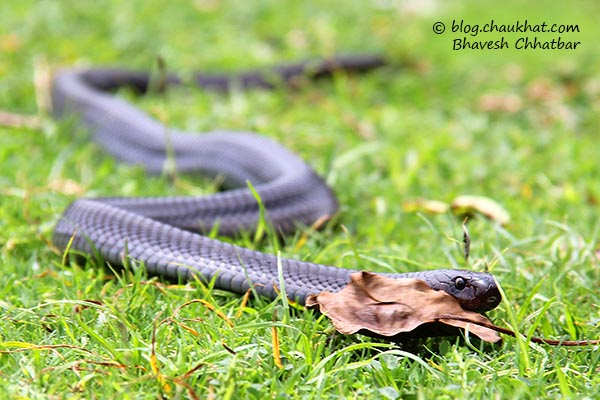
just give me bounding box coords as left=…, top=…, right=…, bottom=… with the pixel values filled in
left=460, top=276, right=502, bottom=312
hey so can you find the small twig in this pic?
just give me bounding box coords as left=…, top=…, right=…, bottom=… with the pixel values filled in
left=0, top=110, right=43, bottom=129
left=462, top=217, right=471, bottom=264
left=438, top=315, right=600, bottom=346
left=221, top=342, right=236, bottom=355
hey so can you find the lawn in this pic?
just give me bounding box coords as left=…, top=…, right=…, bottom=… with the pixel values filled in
left=1, top=0, right=599, bottom=398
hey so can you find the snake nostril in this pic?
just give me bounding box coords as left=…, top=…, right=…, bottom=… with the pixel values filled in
left=487, top=296, right=497, bottom=304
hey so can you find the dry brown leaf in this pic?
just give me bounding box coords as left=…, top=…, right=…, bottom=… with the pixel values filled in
left=478, top=93, right=523, bottom=113
left=402, top=198, right=449, bottom=214
left=48, top=179, right=86, bottom=196
left=306, top=272, right=501, bottom=343
left=307, top=272, right=600, bottom=346
left=450, top=195, right=510, bottom=225
left=527, top=79, right=563, bottom=102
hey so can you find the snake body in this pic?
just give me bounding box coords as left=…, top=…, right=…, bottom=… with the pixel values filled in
left=52, top=55, right=501, bottom=312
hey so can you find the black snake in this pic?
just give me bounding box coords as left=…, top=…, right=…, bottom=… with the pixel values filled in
left=51, top=55, right=501, bottom=313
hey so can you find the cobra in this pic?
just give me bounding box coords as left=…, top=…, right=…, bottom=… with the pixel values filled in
left=51, top=55, right=501, bottom=313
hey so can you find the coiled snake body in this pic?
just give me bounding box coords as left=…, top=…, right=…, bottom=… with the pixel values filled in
left=52, top=55, right=501, bottom=313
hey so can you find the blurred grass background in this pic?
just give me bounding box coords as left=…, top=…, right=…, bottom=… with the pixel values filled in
left=1, top=0, right=599, bottom=398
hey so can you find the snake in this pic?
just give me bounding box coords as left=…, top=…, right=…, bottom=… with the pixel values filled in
left=51, top=55, right=501, bottom=313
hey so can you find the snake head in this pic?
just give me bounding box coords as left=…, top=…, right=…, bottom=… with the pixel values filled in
left=428, top=270, right=501, bottom=312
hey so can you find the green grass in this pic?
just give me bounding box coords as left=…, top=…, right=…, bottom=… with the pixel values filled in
left=1, top=0, right=600, bottom=398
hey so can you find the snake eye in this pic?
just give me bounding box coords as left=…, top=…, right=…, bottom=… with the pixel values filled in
left=454, top=277, right=466, bottom=290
